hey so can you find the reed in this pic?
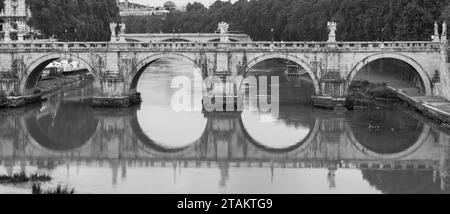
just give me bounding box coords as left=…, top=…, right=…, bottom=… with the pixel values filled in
left=32, top=184, right=75, bottom=195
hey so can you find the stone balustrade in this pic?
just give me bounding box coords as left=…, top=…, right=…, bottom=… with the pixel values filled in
left=0, top=41, right=441, bottom=52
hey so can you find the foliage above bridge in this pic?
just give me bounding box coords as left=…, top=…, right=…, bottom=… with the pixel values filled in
left=25, top=0, right=120, bottom=41
left=1, top=0, right=447, bottom=42
left=125, top=0, right=450, bottom=42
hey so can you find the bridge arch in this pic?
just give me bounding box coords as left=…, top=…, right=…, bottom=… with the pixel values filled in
left=347, top=53, right=432, bottom=96
left=21, top=53, right=98, bottom=95
left=128, top=53, right=202, bottom=93
left=242, top=53, right=320, bottom=95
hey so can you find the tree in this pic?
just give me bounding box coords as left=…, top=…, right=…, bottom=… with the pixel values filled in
left=441, top=2, right=450, bottom=26
left=113, top=0, right=450, bottom=41
left=25, top=0, right=120, bottom=41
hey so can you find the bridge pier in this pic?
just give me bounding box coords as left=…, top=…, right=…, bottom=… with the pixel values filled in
left=91, top=74, right=141, bottom=108
left=0, top=74, right=41, bottom=108
left=0, top=76, right=19, bottom=96
left=311, top=71, right=348, bottom=110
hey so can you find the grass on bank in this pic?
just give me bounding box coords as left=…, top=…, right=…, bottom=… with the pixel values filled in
left=0, top=172, right=52, bottom=184
left=350, top=81, right=397, bottom=100
left=0, top=91, right=7, bottom=105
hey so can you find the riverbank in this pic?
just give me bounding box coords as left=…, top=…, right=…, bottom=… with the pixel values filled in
left=0, top=74, right=93, bottom=108
left=37, top=74, right=93, bottom=95
left=347, top=81, right=397, bottom=105
left=391, top=87, right=450, bottom=128
left=347, top=81, right=450, bottom=129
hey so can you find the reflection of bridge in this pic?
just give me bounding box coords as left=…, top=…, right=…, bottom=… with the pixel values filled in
left=1, top=23, right=449, bottom=109
left=0, top=104, right=449, bottom=169
left=2, top=103, right=450, bottom=192
left=123, top=33, right=253, bottom=43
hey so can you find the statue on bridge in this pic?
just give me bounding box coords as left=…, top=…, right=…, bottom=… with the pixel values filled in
left=115, top=22, right=126, bottom=42
left=433, top=21, right=440, bottom=42
left=218, top=22, right=229, bottom=35
left=327, top=22, right=337, bottom=43
left=442, top=22, right=448, bottom=42
left=110, top=22, right=117, bottom=38
left=435, top=22, right=439, bottom=36
left=119, top=23, right=126, bottom=35
left=2, top=22, right=11, bottom=42
left=17, top=21, right=27, bottom=34
left=16, top=21, right=27, bottom=42
left=443, top=22, right=447, bottom=36
left=218, top=22, right=230, bottom=42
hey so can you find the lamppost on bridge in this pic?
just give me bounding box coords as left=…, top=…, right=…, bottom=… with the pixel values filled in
left=271, top=28, right=274, bottom=42
left=377, top=27, right=385, bottom=42
left=172, top=27, right=175, bottom=43
left=64, top=28, right=68, bottom=42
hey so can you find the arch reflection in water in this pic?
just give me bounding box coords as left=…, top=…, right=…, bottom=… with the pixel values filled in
left=347, top=104, right=426, bottom=157
left=25, top=102, right=99, bottom=152
left=134, top=107, right=207, bottom=152
left=241, top=105, right=316, bottom=151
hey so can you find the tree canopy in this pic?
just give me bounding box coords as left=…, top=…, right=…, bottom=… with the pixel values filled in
left=2, top=0, right=450, bottom=41
left=25, top=0, right=120, bottom=41
left=125, top=0, right=450, bottom=41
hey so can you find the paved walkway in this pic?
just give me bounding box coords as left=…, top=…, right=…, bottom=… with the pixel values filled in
left=408, top=96, right=450, bottom=115
left=390, top=86, right=450, bottom=124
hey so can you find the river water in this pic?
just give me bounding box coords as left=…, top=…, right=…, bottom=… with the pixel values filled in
left=1, top=59, right=450, bottom=194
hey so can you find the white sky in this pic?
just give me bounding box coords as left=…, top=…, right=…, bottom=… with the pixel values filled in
left=127, top=0, right=237, bottom=7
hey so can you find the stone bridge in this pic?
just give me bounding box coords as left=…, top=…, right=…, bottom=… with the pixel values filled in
left=0, top=24, right=449, bottom=108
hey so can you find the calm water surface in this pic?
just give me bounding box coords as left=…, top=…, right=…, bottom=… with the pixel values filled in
left=1, top=59, right=450, bottom=194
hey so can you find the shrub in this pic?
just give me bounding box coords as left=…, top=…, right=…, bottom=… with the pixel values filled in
left=0, top=172, right=52, bottom=184
left=0, top=91, right=7, bottom=99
